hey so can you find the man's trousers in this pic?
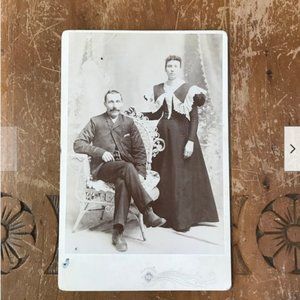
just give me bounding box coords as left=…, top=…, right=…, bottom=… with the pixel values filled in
left=97, top=161, right=152, bottom=227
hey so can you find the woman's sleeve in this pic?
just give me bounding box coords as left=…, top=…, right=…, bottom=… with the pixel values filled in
left=193, top=93, right=206, bottom=107
left=142, top=86, right=163, bottom=120
left=188, top=105, right=199, bottom=142
left=188, top=93, right=205, bottom=141
left=142, top=106, right=163, bottom=120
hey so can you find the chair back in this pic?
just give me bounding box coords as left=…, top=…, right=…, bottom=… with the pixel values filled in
left=130, top=116, right=165, bottom=170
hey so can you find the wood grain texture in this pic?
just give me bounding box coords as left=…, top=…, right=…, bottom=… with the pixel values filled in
left=1, top=0, right=300, bottom=299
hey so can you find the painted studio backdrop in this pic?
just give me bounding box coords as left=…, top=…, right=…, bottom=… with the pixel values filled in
left=65, top=32, right=225, bottom=254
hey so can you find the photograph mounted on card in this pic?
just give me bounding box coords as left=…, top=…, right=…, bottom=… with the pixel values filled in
left=59, top=30, right=230, bottom=291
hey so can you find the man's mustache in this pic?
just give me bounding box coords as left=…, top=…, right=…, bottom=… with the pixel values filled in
left=109, top=108, right=120, bottom=112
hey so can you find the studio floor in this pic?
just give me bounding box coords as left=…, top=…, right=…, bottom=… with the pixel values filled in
left=65, top=210, right=224, bottom=254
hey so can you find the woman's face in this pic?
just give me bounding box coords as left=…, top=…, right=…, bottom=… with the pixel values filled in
left=165, top=60, right=181, bottom=80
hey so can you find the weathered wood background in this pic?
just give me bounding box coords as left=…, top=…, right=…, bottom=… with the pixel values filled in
left=1, top=0, right=300, bottom=299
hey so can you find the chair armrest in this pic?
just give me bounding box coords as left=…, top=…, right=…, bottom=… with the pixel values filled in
left=71, top=153, right=89, bottom=161
left=71, top=153, right=91, bottom=182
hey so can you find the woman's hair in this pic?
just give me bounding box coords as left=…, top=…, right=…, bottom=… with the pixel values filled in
left=165, top=55, right=182, bottom=68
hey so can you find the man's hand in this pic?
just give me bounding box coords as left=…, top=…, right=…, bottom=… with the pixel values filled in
left=184, top=140, right=194, bottom=159
left=102, top=151, right=115, bottom=162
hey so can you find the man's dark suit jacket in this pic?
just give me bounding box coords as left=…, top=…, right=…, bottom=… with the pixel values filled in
left=73, top=112, right=147, bottom=179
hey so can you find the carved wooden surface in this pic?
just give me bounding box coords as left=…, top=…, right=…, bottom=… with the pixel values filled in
left=1, top=0, right=300, bottom=299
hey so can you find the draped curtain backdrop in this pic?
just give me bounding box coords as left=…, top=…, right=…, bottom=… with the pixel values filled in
left=66, top=32, right=224, bottom=227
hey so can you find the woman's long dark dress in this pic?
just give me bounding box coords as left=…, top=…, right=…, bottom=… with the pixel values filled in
left=144, top=82, right=219, bottom=231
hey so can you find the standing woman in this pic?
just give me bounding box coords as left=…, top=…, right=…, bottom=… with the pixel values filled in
left=142, top=55, right=219, bottom=232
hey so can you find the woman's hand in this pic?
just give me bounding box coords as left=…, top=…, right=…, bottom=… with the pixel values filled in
left=184, top=140, right=194, bottom=159
left=125, top=106, right=137, bottom=116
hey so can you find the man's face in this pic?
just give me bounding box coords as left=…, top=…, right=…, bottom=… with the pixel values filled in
left=165, top=60, right=181, bottom=80
left=105, top=93, right=123, bottom=119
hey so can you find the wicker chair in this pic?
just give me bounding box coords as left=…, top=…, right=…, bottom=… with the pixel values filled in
left=71, top=114, right=165, bottom=241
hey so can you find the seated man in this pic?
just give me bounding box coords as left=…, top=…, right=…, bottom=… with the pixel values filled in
left=73, top=89, right=166, bottom=252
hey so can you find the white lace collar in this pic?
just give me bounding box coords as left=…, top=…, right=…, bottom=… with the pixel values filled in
left=144, top=82, right=207, bottom=121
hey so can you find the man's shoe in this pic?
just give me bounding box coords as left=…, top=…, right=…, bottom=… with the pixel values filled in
left=112, top=229, right=127, bottom=252
left=143, top=207, right=166, bottom=228
left=176, top=227, right=190, bottom=233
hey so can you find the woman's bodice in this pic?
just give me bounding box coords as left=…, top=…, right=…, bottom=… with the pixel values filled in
left=144, top=80, right=207, bottom=121
left=162, top=79, right=185, bottom=119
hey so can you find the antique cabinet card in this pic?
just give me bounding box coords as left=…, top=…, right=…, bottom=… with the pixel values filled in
left=59, top=30, right=230, bottom=291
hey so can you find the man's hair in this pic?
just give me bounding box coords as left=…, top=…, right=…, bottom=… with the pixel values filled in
left=104, top=90, right=122, bottom=102
left=165, top=55, right=182, bottom=68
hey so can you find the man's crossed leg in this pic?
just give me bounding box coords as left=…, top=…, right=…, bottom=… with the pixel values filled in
left=97, top=161, right=166, bottom=251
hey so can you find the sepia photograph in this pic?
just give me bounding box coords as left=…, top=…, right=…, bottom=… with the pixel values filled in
left=59, top=30, right=230, bottom=290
